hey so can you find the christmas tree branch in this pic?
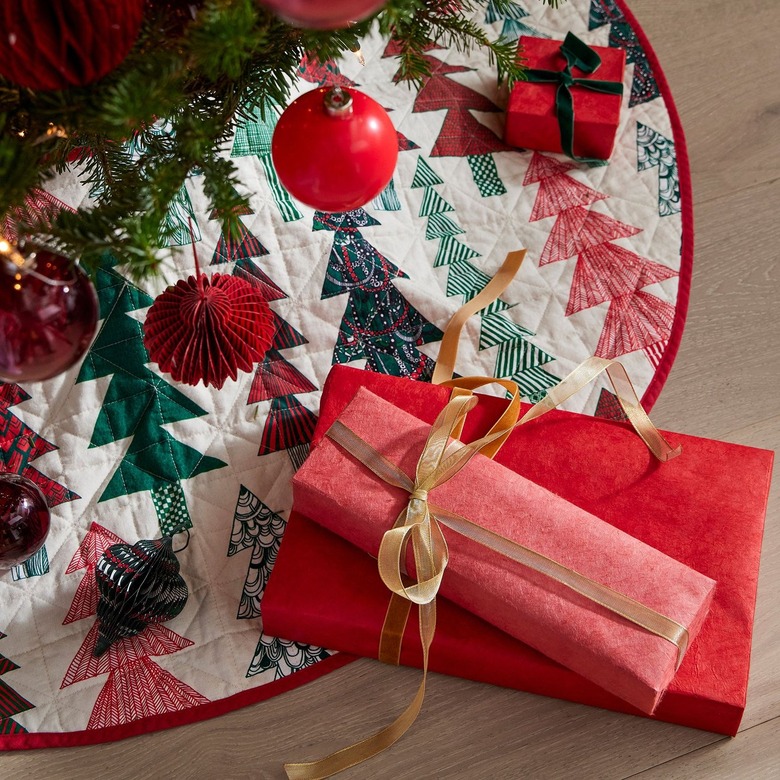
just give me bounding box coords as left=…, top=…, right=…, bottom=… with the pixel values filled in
left=0, top=0, right=561, bottom=277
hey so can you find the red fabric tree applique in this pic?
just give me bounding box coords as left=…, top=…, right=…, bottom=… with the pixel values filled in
left=384, top=41, right=511, bottom=197
left=1, top=188, right=74, bottom=243
left=525, top=152, right=677, bottom=362
left=61, top=523, right=209, bottom=729
left=298, top=53, right=356, bottom=89
left=0, top=382, right=79, bottom=580
left=207, top=184, right=319, bottom=470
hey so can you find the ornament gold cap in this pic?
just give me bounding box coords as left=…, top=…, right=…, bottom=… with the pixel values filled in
left=323, top=86, right=354, bottom=117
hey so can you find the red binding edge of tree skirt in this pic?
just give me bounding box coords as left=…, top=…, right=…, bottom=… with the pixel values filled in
left=0, top=0, right=692, bottom=749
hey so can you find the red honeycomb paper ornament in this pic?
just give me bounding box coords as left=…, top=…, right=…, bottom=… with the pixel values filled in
left=144, top=247, right=275, bottom=390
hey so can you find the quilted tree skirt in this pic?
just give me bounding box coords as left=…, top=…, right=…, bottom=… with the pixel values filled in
left=0, top=0, right=692, bottom=748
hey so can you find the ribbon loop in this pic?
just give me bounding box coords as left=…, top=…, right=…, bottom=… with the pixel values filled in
left=560, top=30, right=601, bottom=74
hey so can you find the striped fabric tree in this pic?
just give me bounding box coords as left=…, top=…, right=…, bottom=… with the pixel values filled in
left=231, top=101, right=303, bottom=223
left=125, top=122, right=202, bottom=246
left=412, top=155, right=560, bottom=401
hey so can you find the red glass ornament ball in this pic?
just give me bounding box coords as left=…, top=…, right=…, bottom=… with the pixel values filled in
left=0, top=247, right=99, bottom=383
left=258, top=0, right=386, bottom=29
left=272, top=87, right=398, bottom=214
left=0, top=473, right=50, bottom=569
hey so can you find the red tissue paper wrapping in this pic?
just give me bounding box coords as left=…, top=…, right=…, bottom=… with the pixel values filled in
left=504, top=36, right=626, bottom=160
left=263, top=366, right=773, bottom=735
left=285, top=382, right=716, bottom=715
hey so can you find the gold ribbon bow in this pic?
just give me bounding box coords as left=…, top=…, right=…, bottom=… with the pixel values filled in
left=285, top=250, right=684, bottom=780
left=285, top=360, right=684, bottom=780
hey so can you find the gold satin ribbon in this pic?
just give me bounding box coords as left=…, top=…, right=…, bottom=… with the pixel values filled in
left=285, top=363, right=684, bottom=780
left=285, top=249, right=682, bottom=779
left=432, top=248, right=527, bottom=387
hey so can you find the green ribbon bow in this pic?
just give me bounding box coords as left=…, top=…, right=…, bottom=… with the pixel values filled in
left=526, top=32, right=624, bottom=164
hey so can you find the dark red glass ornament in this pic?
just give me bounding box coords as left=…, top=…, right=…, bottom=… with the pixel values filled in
left=0, top=0, right=145, bottom=91
left=272, top=87, right=398, bottom=213
left=258, top=0, right=386, bottom=29
left=0, top=246, right=99, bottom=383
left=0, top=473, right=50, bottom=569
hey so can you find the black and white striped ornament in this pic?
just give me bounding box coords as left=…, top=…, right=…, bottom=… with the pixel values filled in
left=93, top=536, right=188, bottom=657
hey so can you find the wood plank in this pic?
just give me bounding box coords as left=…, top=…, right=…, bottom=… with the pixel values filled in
left=629, top=0, right=780, bottom=205
left=630, top=718, right=780, bottom=779
left=0, top=661, right=724, bottom=780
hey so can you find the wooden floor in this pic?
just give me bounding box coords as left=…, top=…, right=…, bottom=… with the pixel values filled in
left=4, top=0, right=778, bottom=777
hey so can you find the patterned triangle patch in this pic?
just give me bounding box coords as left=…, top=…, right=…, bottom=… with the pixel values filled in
left=419, top=188, right=455, bottom=217
left=411, top=157, right=444, bottom=188
left=433, top=235, right=482, bottom=267
left=479, top=311, right=535, bottom=349
left=425, top=213, right=465, bottom=240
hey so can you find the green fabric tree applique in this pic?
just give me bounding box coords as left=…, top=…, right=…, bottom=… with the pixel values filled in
left=484, top=0, right=547, bottom=40
left=231, top=101, right=303, bottom=223
left=411, top=155, right=560, bottom=401
left=76, top=260, right=226, bottom=536
left=317, top=209, right=443, bottom=380
left=0, top=630, right=34, bottom=733
left=227, top=485, right=329, bottom=679
left=636, top=123, right=681, bottom=217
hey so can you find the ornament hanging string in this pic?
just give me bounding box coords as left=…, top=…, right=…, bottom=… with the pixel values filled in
left=172, top=528, right=191, bottom=554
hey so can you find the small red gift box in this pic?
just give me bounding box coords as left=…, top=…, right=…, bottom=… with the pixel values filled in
left=286, top=379, right=715, bottom=714
left=505, top=35, right=626, bottom=160
left=263, top=365, right=773, bottom=735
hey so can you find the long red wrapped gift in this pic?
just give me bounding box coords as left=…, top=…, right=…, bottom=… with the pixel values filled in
left=263, top=365, right=773, bottom=735
left=286, top=375, right=716, bottom=715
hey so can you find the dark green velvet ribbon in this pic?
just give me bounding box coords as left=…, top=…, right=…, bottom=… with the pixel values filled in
left=525, top=32, right=624, bottom=164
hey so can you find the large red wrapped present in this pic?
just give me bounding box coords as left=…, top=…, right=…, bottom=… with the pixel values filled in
left=284, top=373, right=716, bottom=714
left=505, top=33, right=626, bottom=161
left=263, top=364, right=773, bottom=735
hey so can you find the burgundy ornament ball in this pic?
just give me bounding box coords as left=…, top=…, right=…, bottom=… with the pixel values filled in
left=0, top=245, right=99, bottom=383
left=0, top=0, right=145, bottom=91
left=272, top=87, right=398, bottom=213
left=258, top=0, right=386, bottom=29
left=0, top=473, right=50, bottom=569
